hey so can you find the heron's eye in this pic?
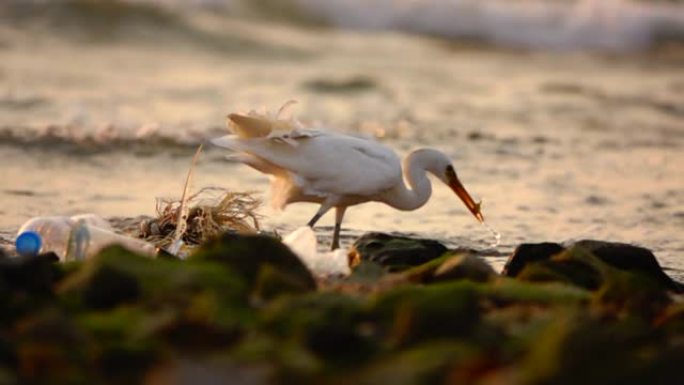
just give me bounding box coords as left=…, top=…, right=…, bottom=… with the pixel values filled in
left=445, top=165, right=456, bottom=179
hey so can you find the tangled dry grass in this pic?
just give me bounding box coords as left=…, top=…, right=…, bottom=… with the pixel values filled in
left=140, top=187, right=261, bottom=249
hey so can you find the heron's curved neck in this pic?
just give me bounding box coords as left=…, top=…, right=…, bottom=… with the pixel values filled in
left=381, top=150, right=436, bottom=211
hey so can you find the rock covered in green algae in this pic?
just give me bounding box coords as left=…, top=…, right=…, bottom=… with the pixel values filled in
left=511, top=246, right=673, bottom=320
left=2, top=232, right=684, bottom=385
left=347, top=232, right=495, bottom=286
left=520, top=314, right=681, bottom=385
left=6, top=240, right=273, bottom=384
left=368, top=282, right=482, bottom=347
left=432, top=254, right=496, bottom=283
left=352, top=342, right=481, bottom=385
left=502, top=243, right=566, bottom=277
left=0, top=253, right=60, bottom=298
left=504, top=240, right=683, bottom=293
left=658, top=303, right=684, bottom=335
left=260, top=292, right=373, bottom=365
left=13, top=309, right=90, bottom=384
left=574, top=240, right=683, bottom=293
left=349, top=232, right=449, bottom=272
left=0, top=253, right=62, bottom=326
left=404, top=253, right=496, bottom=284
left=191, top=232, right=317, bottom=299
left=514, top=252, right=603, bottom=290
left=60, top=245, right=247, bottom=309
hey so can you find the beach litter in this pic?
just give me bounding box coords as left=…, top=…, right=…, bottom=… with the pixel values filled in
left=138, top=144, right=262, bottom=257
left=139, top=187, right=261, bottom=254
left=16, top=214, right=156, bottom=261
left=283, top=226, right=350, bottom=276
left=13, top=145, right=262, bottom=261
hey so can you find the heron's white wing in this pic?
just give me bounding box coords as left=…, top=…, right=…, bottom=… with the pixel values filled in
left=215, top=132, right=402, bottom=197
left=211, top=134, right=240, bottom=150
left=267, top=128, right=321, bottom=146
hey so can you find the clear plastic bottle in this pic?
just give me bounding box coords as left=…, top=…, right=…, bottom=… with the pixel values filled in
left=16, top=215, right=157, bottom=261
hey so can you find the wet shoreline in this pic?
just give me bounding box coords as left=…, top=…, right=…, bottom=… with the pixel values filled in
left=2, top=1, right=683, bottom=279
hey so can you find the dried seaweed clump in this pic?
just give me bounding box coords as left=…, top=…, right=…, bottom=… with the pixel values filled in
left=141, top=187, right=261, bottom=248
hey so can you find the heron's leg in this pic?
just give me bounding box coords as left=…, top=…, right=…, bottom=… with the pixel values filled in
left=331, top=206, right=347, bottom=250
left=307, top=203, right=332, bottom=228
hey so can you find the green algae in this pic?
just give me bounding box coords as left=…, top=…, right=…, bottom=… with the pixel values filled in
left=520, top=314, right=662, bottom=385
left=351, top=342, right=480, bottom=385
left=191, top=233, right=316, bottom=295
left=60, top=245, right=248, bottom=310
left=349, top=233, right=448, bottom=272
left=368, top=282, right=481, bottom=347
left=260, top=292, right=372, bottom=366
left=403, top=253, right=496, bottom=284
left=1, top=234, right=683, bottom=384
left=482, top=279, right=590, bottom=304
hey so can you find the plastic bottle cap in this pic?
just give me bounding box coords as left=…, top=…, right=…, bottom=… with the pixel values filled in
left=16, top=231, right=42, bottom=257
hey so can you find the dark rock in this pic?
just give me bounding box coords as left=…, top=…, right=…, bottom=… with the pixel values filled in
left=14, top=310, right=89, bottom=384
left=59, top=246, right=145, bottom=310
left=510, top=246, right=672, bottom=317
left=0, top=253, right=61, bottom=301
left=82, top=264, right=141, bottom=309
left=400, top=254, right=453, bottom=283
left=349, top=232, right=448, bottom=272
left=502, top=242, right=565, bottom=277
left=191, top=233, right=316, bottom=297
left=593, top=272, right=672, bottom=320
left=253, top=263, right=315, bottom=301
left=515, top=258, right=602, bottom=290
left=403, top=253, right=496, bottom=284
left=503, top=240, right=683, bottom=293
left=521, top=315, right=656, bottom=385
left=657, top=304, right=684, bottom=336
left=76, top=307, right=160, bottom=383
left=546, top=247, right=672, bottom=319
left=573, top=240, right=683, bottom=293
left=632, top=346, right=684, bottom=385
left=432, top=254, right=496, bottom=283
left=347, top=261, right=387, bottom=284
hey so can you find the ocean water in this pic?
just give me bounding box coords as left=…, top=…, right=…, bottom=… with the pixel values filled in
left=1, top=0, right=683, bottom=278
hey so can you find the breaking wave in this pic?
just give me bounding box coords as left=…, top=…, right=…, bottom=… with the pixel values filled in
left=3, top=0, right=683, bottom=51
left=289, top=0, right=684, bottom=51
left=0, top=124, right=215, bottom=153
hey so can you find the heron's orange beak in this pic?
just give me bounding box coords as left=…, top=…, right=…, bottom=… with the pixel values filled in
left=447, top=170, right=484, bottom=223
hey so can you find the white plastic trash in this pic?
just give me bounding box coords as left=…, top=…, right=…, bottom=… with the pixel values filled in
left=16, top=215, right=156, bottom=261
left=283, top=226, right=350, bottom=276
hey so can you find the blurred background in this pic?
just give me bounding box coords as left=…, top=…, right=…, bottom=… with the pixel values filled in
left=1, top=0, right=683, bottom=275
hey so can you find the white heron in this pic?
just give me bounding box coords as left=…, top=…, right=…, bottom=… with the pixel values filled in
left=211, top=107, right=484, bottom=250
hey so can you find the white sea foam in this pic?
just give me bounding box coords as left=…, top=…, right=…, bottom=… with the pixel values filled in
left=7, top=0, right=682, bottom=51
left=295, top=0, right=684, bottom=51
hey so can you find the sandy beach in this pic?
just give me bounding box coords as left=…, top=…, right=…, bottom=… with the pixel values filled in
left=1, top=0, right=683, bottom=279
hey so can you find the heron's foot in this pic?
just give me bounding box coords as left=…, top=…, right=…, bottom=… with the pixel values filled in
left=330, top=240, right=340, bottom=251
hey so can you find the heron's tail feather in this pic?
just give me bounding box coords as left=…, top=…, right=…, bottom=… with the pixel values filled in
left=227, top=113, right=273, bottom=138
left=226, top=105, right=305, bottom=142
